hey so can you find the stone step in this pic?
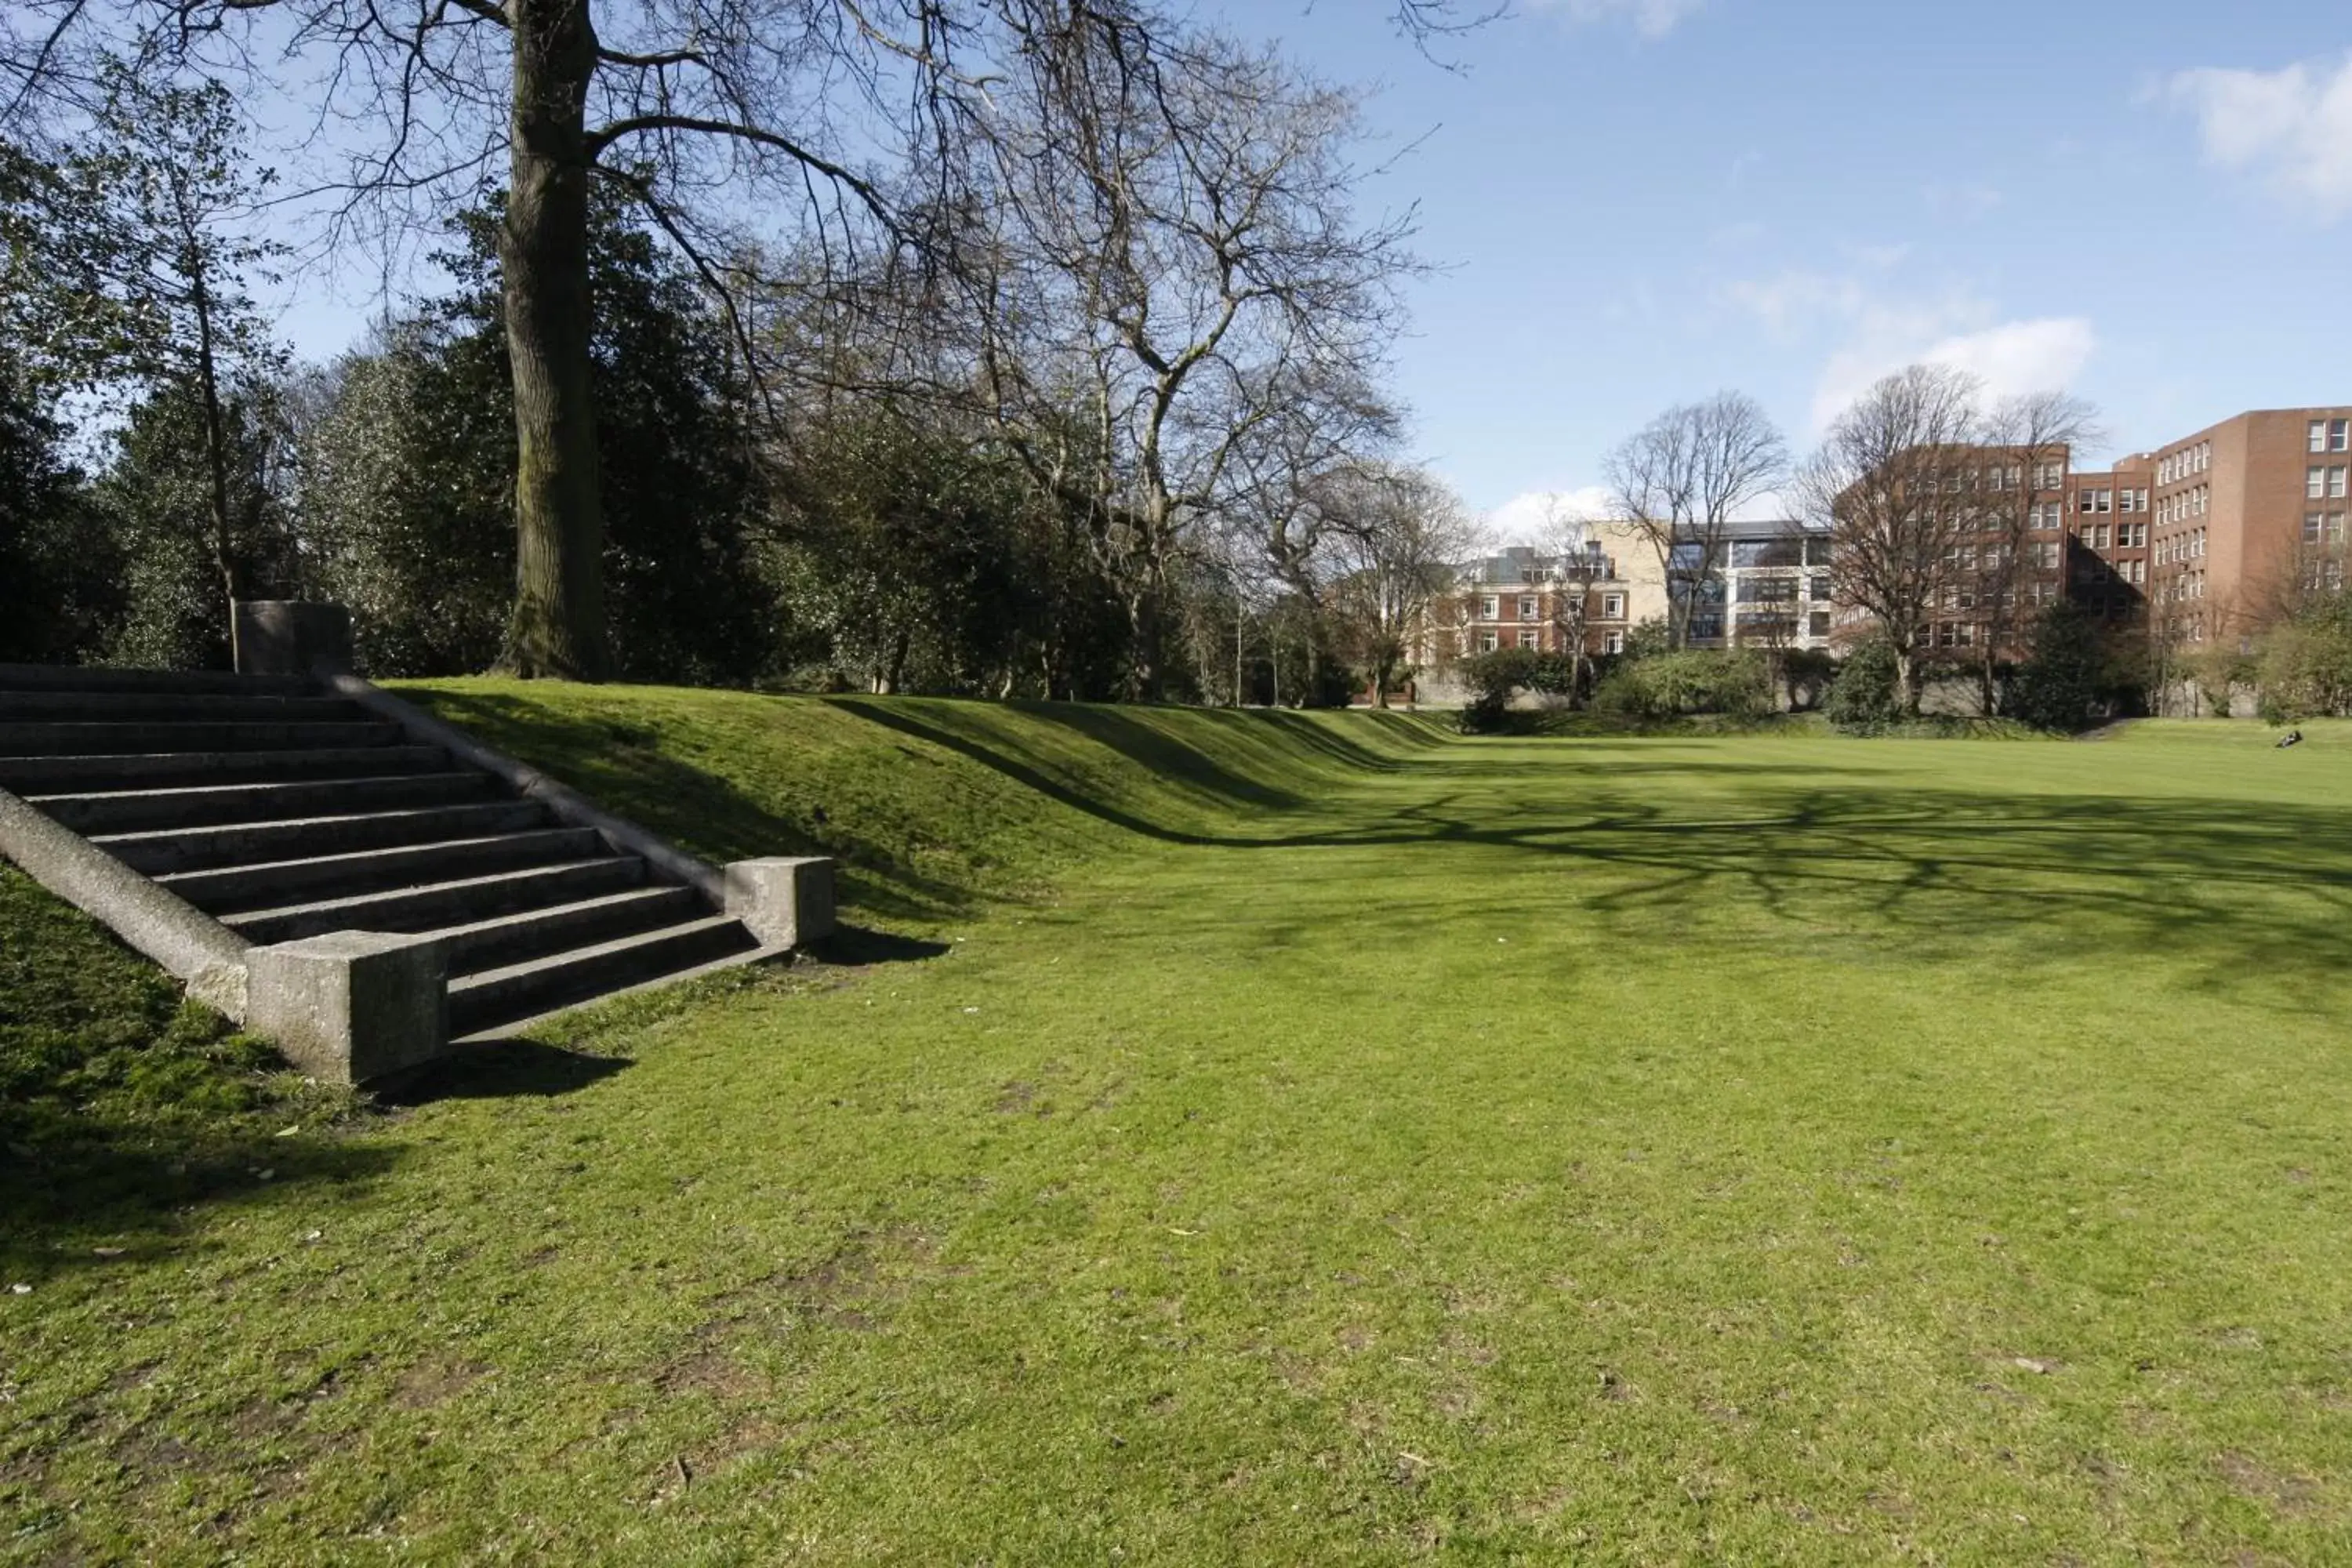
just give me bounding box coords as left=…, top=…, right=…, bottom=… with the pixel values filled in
left=0, top=746, right=452, bottom=794
left=433, top=885, right=707, bottom=975
left=0, top=720, right=405, bottom=757
left=221, top=857, right=648, bottom=946
left=159, top=827, right=606, bottom=915
left=94, top=800, right=553, bottom=876
left=452, top=941, right=782, bottom=1046
left=0, top=690, right=362, bottom=723
left=25, top=771, right=493, bottom=835
left=0, top=662, right=314, bottom=697
left=445, top=915, right=759, bottom=1037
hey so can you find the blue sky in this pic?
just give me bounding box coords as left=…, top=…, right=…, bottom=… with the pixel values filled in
left=1200, top=0, right=2352, bottom=536
left=267, top=0, right=2351, bottom=539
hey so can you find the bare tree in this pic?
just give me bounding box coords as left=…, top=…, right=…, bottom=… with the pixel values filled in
left=957, top=10, right=1417, bottom=699
left=13, top=0, right=1470, bottom=682
left=1967, top=390, right=2102, bottom=714
left=1794, top=362, right=1984, bottom=714
left=1540, top=497, right=1605, bottom=700
left=1312, top=463, right=1475, bottom=706
left=1603, top=390, right=1787, bottom=648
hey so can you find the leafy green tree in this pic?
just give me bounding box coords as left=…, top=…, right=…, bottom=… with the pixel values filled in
left=95, top=376, right=300, bottom=670
left=2011, top=603, right=2107, bottom=733
left=299, top=192, right=775, bottom=683
left=1824, top=634, right=1904, bottom=734
left=0, top=360, right=120, bottom=665
left=5, top=67, right=289, bottom=666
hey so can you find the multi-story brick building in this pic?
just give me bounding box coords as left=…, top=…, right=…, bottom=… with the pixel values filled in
left=2145, top=407, right=2352, bottom=649
left=1826, top=405, right=2347, bottom=659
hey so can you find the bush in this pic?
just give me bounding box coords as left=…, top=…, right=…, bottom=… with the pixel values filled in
left=2011, top=604, right=2107, bottom=733
left=1823, top=636, right=1903, bottom=734
left=1591, top=648, right=1772, bottom=720
left=2256, top=596, right=2352, bottom=722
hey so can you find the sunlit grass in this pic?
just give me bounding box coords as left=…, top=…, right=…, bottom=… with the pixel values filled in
left=5, top=699, right=2350, bottom=1563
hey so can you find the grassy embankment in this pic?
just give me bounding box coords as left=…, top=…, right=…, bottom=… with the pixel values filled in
left=5, top=691, right=2352, bottom=1563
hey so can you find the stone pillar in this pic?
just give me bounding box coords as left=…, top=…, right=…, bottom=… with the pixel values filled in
left=723, top=856, right=838, bottom=949
left=234, top=601, right=354, bottom=677
left=245, top=931, right=448, bottom=1084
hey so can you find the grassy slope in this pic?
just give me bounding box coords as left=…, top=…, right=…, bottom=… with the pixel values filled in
left=5, top=701, right=2352, bottom=1563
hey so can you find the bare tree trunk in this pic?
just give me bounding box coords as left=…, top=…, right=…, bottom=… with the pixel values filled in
left=1897, top=646, right=1920, bottom=716
left=499, top=0, right=608, bottom=681
left=188, top=263, right=241, bottom=672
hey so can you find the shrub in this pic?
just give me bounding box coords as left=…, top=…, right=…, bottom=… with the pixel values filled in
left=1591, top=648, right=1772, bottom=721
left=1824, top=635, right=1902, bottom=734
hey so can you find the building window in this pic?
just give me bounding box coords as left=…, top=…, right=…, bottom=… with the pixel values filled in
left=1807, top=575, right=1830, bottom=601
left=2117, top=522, right=2147, bottom=546
left=1519, top=595, right=1539, bottom=621
left=1479, top=596, right=1498, bottom=619
left=2336, top=467, right=2350, bottom=499
left=1478, top=630, right=1498, bottom=653
left=2034, top=460, right=2065, bottom=490
left=2078, top=488, right=2111, bottom=514
left=1601, top=630, right=1624, bottom=655
left=1517, top=628, right=1539, bottom=649
left=1808, top=611, right=1830, bottom=637
left=1601, top=592, right=1624, bottom=619
left=2334, top=418, right=2351, bottom=452
left=2313, top=419, right=2329, bottom=453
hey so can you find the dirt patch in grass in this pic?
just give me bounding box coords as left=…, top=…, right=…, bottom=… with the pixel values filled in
left=393, top=1355, right=487, bottom=1410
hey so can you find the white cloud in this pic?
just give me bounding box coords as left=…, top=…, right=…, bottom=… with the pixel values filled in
left=1722, top=261, right=2093, bottom=430
left=1809, top=316, right=2094, bottom=432
left=1486, top=487, right=1613, bottom=543
left=2164, top=53, right=2352, bottom=217
left=1526, top=0, right=1702, bottom=41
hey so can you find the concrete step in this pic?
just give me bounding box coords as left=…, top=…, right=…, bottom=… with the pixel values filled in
left=0, top=690, right=362, bottom=723
left=434, top=885, right=706, bottom=975
left=452, top=942, right=782, bottom=1045
left=0, top=746, right=451, bottom=794
left=25, top=771, right=493, bottom=835
left=221, top=857, right=648, bottom=946
left=0, top=720, right=405, bottom=757
left=0, top=662, right=314, bottom=697
left=159, top=827, right=607, bottom=915
left=94, top=800, right=553, bottom=876
left=445, top=915, right=759, bottom=1037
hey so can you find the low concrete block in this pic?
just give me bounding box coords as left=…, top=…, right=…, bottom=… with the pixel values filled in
left=245, top=931, right=448, bottom=1084
left=234, top=601, right=354, bottom=677
left=724, top=856, right=837, bottom=949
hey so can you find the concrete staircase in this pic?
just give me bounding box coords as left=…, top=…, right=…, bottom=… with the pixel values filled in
left=0, top=662, right=833, bottom=1079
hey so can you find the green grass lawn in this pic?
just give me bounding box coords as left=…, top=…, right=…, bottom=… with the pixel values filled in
left=7, top=694, right=2352, bottom=1564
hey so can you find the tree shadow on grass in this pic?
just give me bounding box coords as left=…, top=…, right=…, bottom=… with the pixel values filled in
left=1133, top=782, right=2352, bottom=1011
left=0, top=1122, right=401, bottom=1280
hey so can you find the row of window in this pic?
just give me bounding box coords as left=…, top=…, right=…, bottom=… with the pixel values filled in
left=2157, top=485, right=2208, bottom=525
left=2154, top=527, right=2208, bottom=565
left=2158, top=441, right=2212, bottom=485
left=1476, top=593, right=1631, bottom=622
left=2303, top=512, right=2349, bottom=546
left=2309, top=465, right=2349, bottom=500
left=2078, top=487, right=2149, bottom=514
left=2310, top=418, right=2350, bottom=454
left=2304, top=561, right=2347, bottom=593
left=2029, top=501, right=2066, bottom=531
